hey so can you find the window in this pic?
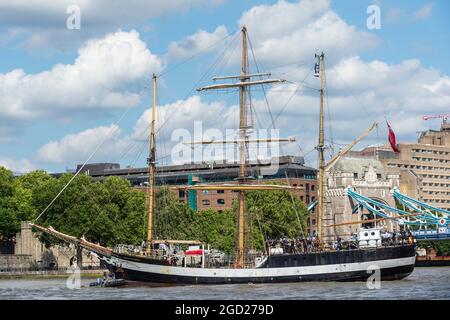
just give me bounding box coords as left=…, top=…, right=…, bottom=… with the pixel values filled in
left=217, top=199, right=225, bottom=205
left=217, top=190, right=225, bottom=194
left=202, top=190, right=209, bottom=195
left=353, top=173, right=358, bottom=179
left=377, top=174, right=382, bottom=180
left=178, top=190, right=185, bottom=198
left=311, top=185, right=315, bottom=191
left=202, top=200, right=210, bottom=206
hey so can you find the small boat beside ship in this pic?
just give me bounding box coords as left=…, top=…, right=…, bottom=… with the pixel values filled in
left=89, top=271, right=126, bottom=287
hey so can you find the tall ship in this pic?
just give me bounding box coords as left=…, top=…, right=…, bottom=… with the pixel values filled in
left=31, top=27, right=417, bottom=284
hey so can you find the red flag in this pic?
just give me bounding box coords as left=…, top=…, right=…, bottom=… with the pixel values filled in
left=386, top=121, right=400, bottom=153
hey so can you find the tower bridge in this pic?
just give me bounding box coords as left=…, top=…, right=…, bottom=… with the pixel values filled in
left=314, top=157, right=449, bottom=242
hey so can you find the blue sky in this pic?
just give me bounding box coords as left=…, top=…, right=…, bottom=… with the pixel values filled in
left=0, top=0, right=449, bottom=173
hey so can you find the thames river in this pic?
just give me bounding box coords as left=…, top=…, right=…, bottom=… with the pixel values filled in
left=0, top=267, right=449, bottom=300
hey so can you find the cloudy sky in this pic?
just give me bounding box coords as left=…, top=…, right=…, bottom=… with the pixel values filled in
left=0, top=0, right=449, bottom=173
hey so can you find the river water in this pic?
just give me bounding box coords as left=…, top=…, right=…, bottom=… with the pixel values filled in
left=0, top=267, right=449, bottom=300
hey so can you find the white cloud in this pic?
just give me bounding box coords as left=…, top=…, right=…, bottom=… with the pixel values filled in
left=32, top=52, right=450, bottom=169
left=167, top=26, right=229, bottom=61
left=0, top=0, right=225, bottom=49
left=255, top=56, right=450, bottom=151
left=236, top=0, right=378, bottom=66
left=0, top=30, right=162, bottom=140
left=167, top=0, right=377, bottom=68
left=9, top=0, right=450, bottom=171
left=325, top=56, right=450, bottom=115
left=238, top=0, right=329, bottom=41
left=37, top=124, right=126, bottom=165
left=0, top=0, right=221, bottom=26
left=133, top=95, right=236, bottom=140
left=0, top=157, right=37, bottom=173
left=34, top=95, right=238, bottom=167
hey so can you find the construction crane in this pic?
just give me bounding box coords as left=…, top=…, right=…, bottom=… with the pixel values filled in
left=422, top=114, right=450, bottom=123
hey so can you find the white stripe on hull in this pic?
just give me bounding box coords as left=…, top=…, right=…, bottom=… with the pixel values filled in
left=109, top=256, right=415, bottom=279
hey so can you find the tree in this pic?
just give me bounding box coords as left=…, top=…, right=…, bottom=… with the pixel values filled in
left=153, top=186, right=309, bottom=254
left=33, top=174, right=150, bottom=247
left=153, top=186, right=195, bottom=241
left=418, top=240, right=450, bottom=256
left=192, top=209, right=235, bottom=254
left=0, top=167, right=14, bottom=198
left=1, top=167, right=310, bottom=255
left=16, top=170, right=53, bottom=191
left=119, top=190, right=147, bottom=245
left=244, top=188, right=308, bottom=251
left=0, top=167, right=18, bottom=240
left=0, top=167, right=35, bottom=240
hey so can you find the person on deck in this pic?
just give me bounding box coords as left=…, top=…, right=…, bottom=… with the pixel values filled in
left=336, top=237, right=342, bottom=251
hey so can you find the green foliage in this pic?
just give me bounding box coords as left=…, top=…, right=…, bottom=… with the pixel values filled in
left=35, top=174, right=147, bottom=247
left=418, top=240, right=450, bottom=256
left=245, top=189, right=308, bottom=251
left=0, top=167, right=36, bottom=239
left=0, top=167, right=308, bottom=254
left=152, top=187, right=307, bottom=254
left=0, top=170, right=146, bottom=247
left=153, top=187, right=236, bottom=253
left=0, top=167, right=14, bottom=198
left=191, top=209, right=236, bottom=254
left=154, top=186, right=195, bottom=241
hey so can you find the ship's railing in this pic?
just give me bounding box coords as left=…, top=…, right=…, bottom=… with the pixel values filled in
left=114, top=244, right=171, bottom=258
left=264, top=235, right=415, bottom=256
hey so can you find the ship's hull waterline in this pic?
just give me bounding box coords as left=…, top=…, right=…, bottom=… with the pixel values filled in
left=103, top=245, right=416, bottom=284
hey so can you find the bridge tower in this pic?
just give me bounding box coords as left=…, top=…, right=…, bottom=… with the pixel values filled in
left=323, top=157, right=400, bottom=243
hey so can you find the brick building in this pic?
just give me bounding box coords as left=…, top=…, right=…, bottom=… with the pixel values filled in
left=347, top=121, right=450, bottom=210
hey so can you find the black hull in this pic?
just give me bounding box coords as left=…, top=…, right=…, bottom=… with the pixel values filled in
left=104, top=245, right=416, bottom=285
left=112, top=264, right=414, bottom=284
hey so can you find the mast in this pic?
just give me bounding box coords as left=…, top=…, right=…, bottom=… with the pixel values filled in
left=195, top=26, right=288, bottom=267
left=314, top=51, right=377, bottom=243
left=146, top=74, right=157, bottom=255
left=237, top=26, right=248, bottom=268
left=316, top=52, right=325, bottom=243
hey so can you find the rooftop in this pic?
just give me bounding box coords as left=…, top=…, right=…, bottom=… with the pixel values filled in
left=70, top=155, right=317, bottom=186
